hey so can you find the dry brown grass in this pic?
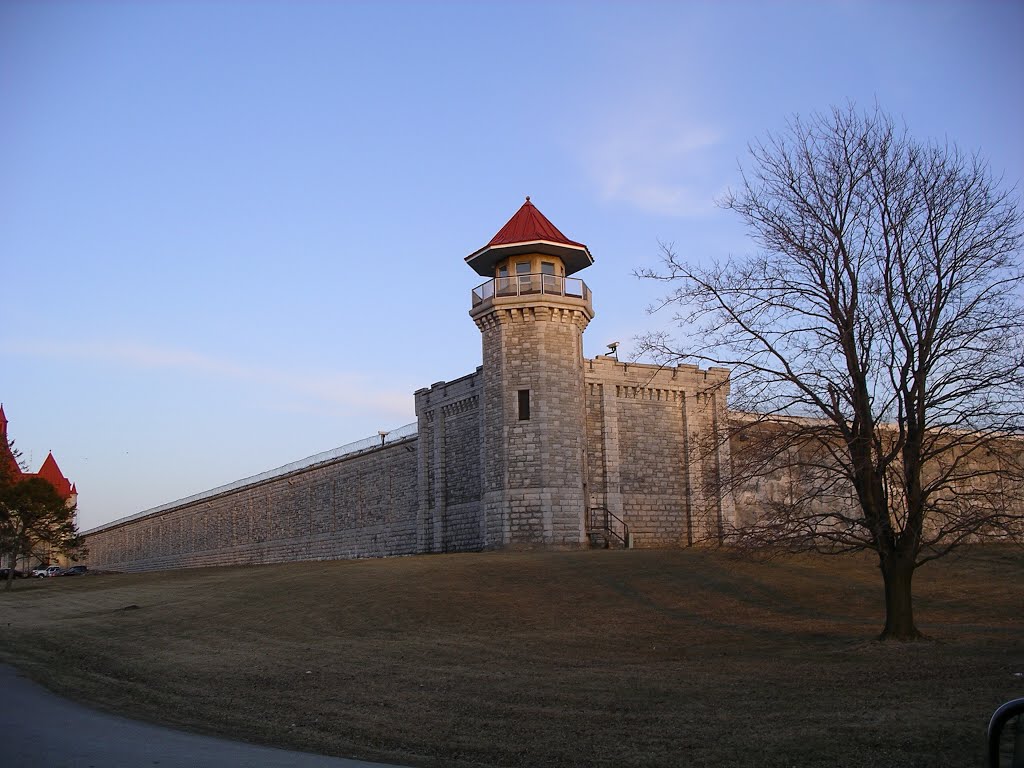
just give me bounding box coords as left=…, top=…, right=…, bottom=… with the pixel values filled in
left=0, top=547, right=1021, bottom=767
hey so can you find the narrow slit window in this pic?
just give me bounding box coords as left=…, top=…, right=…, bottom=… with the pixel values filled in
left=518, top=389, right=531, bottom=421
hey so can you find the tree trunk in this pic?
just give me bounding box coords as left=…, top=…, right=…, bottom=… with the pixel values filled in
left=878, top=554, right=921, bottom=640
left=4, top=551, right=14, bottom=591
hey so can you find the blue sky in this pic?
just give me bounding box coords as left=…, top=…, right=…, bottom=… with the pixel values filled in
left=2, top=0, right=1021, bottom=530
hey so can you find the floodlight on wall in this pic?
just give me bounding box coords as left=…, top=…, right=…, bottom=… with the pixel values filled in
left=378, top=430, right=390, bottom=447
left=607, top=341, right=620, bottom=361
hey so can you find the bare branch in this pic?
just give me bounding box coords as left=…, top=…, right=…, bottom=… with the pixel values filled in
left=638, top=104, right=1024, bottom=640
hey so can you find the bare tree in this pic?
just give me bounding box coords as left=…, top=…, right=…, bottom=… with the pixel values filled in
left=640, top=105, right=1024, bottom=640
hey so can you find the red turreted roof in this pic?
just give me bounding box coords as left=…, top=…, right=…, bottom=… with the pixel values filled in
left=36, top=451, right=73, bottom=500
left=486, top=197, right=586, bottom=249
left=0, top=407, right=74, bottom=498
left=466, top=197, right=594, bottom=277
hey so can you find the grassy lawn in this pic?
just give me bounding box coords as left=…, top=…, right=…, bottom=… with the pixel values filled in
left=0, top=547, right=1021, bottom=767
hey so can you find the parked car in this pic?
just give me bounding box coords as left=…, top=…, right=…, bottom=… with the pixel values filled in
left=32, top=565, right=64, bottom=578
left=64, top=565, right=88, bottom=576
left=0, top=568, right=26, bottom=579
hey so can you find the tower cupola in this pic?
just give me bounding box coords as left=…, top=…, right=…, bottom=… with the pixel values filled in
left=465, top=196, right=594, bottom=277
left=469, top=198, right=594, bottom=318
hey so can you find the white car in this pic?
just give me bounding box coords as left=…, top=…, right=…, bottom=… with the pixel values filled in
left=32, top=566, right=63, bottom=578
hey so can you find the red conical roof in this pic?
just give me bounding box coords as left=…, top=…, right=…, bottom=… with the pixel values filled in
left=0, top=408, right=74, bottom=497
left=37, top=451, right=73, bottom=500
left=486, top=197, right=586, bottom=249
left=466, top=197, right=594, bottom=277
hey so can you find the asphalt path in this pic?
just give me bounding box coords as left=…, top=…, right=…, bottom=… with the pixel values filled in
left=0, top=664, right=405, bottom=768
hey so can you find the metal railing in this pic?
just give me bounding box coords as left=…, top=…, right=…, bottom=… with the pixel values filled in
left=472, top=274, right=590, bottom=306
left=587, top=507, right=631, bottom=548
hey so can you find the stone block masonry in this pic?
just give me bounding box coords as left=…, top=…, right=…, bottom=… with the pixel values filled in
left=474, top=300, right=592, bottom=549
left=585, top=356, right=735, bottom=547
left=85, top=437, right=420, bottom=572
left=83, top=353, right=740, bottom=571
left=82, top=200, right=743, bottom=570
left=415, top=369, right=485, bottom=553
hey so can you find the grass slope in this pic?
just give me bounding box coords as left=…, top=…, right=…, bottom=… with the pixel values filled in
left=1, top=547, right=1021, bottom=767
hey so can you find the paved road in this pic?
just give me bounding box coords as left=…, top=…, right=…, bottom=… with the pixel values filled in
left=0, top=664, right=405, bottom=768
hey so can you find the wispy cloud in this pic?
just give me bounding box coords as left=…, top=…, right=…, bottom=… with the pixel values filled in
left=1, top=338, right=412, bottom=418
left=580, top=103, right=723, bottom=217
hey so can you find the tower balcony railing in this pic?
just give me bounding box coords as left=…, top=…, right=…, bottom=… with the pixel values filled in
left=471, top=274, right=590, bottom=307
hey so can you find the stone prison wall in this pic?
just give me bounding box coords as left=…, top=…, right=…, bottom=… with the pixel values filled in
left=415, top=369, right=486, bottom=553
left=84, top=358, right=744, bottom=570
left=85, top=437, right=421, bottom=572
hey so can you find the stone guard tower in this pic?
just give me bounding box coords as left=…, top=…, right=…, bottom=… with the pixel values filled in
left=467, top=198, right=594, bottom=548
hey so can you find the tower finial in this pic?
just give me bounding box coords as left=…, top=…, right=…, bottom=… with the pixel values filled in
left=525, top=195, right=530, bottom=203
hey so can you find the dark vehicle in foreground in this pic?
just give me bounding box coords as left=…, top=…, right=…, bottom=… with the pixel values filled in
left=989, top=697, right=1024, bottom=767
left=0, top=568, right=26, bottom=579
left=63, top=565, right=88, bottom=576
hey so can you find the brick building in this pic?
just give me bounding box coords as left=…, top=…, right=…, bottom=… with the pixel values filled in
left=1, top=404, right=78, bottom=569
